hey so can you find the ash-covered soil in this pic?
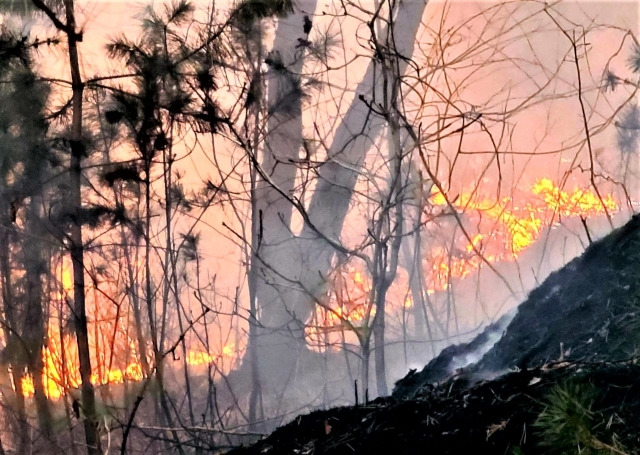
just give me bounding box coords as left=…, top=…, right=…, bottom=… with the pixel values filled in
left=232, top=361, right=640, bottom=454
left=231, top=214, right=640, bottom=454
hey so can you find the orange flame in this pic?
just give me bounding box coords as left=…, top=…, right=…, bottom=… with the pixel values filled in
left=13, top=258, right=240, bottom=400
left=309, top=178, right=619, bottom=349
left=13, top=179, right=620, bottom=389
left=18, top=340, right=239, bottom=399
left=185, top=343, right=237, bottom=367
left=425, top=178, right=619, bottom=290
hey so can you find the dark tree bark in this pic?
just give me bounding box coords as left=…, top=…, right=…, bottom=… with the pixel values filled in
left=30, top=0, right=102, bottom=451
left=0, top=210, right=29, bottom=454
left=23, top=192, right=55, bottom=440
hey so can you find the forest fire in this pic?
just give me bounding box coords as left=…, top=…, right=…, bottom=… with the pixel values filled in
left=425, top=178, right=619, bottom=290
left=307, top=178, right=619, bottom=347
left=305, top=269, right=373, bottom=349
left=20, top=179, right=613, bottom=369
left=18, top=355, right=144, bottom=400
left=15, top=325, right=145, bottom=399
left=15, top=178, right=617, bottom=396
left=187, top=343, right=237, bottom=366
left=0, top=0, right=636, bottom=451
left=15, top=329, right=237, bottom=400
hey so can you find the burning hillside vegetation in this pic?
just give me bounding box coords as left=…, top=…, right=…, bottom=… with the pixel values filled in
left=232, top=213, right=640, bottom=454
left=12, top=178, right=619, bottom=398
left=304, top=178, right=619, bottom=352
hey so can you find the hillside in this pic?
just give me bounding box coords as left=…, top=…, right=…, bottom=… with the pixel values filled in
left=231, top=213, right=640, bottom=454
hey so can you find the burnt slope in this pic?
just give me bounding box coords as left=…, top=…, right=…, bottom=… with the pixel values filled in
left=393, top=311, right=513, bottom=398
left=232, top=362, right=640, bottom=454
left=475, top=214, right=640, bottom=372
left=232, top=214, right=640, bottom=454
left=395, top=213, right=640, bottom=398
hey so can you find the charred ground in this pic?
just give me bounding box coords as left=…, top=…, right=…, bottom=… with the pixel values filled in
left=231, top=214, right=640, bottom=454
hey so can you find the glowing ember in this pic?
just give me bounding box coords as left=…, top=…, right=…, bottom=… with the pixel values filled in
left=60, top=267, right=73, bottom=296
left=404, top=295, right=413, bottom=309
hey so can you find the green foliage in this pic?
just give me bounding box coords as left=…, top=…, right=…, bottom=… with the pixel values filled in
left=534, top=382, right=596, bottom=453
left=534, top=381, right=630, bottom=455
left=169, top=182, right=192, bottom=212
left=57, top=205, right=129, bottom=229
left=100, top=165, right=143, bottom=187
left=614, top=42, right=640, bottom=154
left=0, top=27, right=50, bottom=196
left=139, top=0, right=195, bottom=53
left=264, top=50, right=286, bottom=72
left=181, top=232, right=200, bottom=262
left=616, top=104, right=640, bottom=155
left=233, top=0, right=294, bottom=24
left=105, top=0, right=227, bottom=159
left=628, top=42, right=640, bottom=74
left=0, top=30, right=30, bottom=65
left=152, top=0, right=194, bottom=27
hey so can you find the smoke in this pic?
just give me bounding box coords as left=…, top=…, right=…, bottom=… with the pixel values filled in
left=449, top=310, right=516, bottom=371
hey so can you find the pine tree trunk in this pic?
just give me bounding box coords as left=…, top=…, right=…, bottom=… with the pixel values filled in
left=61, top=1, right=101, bottom=452
left=247, top=28, right=265, bottom=429
left=0, top=216, right=29, bottom=454
left=119, top=225, right=150, bottom=376
left=23, top=193, right=55, bottom=440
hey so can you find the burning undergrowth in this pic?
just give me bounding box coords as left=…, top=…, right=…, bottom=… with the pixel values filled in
left=231, top=213, right=640, bottom=454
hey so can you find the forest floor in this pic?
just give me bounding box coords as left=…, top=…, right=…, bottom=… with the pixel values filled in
left=231, top=361, right=640, bottom=454
left=231, top=214, right=640, bottom=454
